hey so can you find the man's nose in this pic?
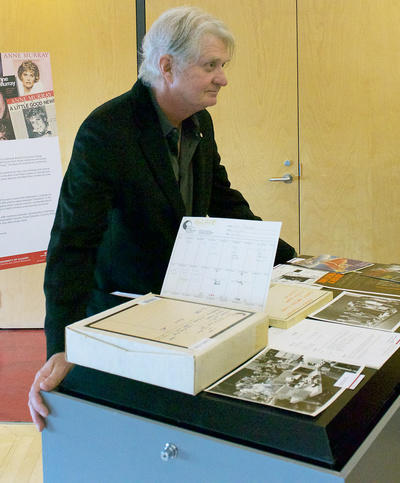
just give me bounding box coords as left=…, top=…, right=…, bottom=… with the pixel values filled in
left=214, top=67, right=228, bottom=87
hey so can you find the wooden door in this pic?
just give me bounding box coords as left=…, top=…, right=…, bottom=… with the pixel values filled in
left=145, top=0, right=300, bottom=249
left=0, top=0, right=136, bottom=327
left=298, top=0, right=400, bottom=263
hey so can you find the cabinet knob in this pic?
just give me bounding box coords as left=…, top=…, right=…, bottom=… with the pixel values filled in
left=160, top=443, right=178, bottom=461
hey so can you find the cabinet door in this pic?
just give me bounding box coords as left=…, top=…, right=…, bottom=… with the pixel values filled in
left=146, top=1, right=300, bottom=250
left=298, top=0, right=400, bottom=263
left=0, top=0, right=136, bottom=327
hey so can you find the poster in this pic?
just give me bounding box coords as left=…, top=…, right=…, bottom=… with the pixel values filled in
left=0, top=52, right=62, bottom=270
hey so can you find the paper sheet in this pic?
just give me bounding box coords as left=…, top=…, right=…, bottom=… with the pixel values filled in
left=269, top=319, right=400, bottom=369
left=0, top=137, right=62, bottom=267
left=161, top=217, right=281, bottom=312
left=89, top=295, right=254, bottom=348
left=271, top=264, right=328, bottom=285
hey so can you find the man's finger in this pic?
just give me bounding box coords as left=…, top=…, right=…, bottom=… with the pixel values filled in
left=28, top=384, right=49, bottom=418
left=39, top=360, right=73, bottom=391
left=28, top=401, right=46, bottom=432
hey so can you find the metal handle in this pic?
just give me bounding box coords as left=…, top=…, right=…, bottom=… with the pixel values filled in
left=268, top=173, right=293, bottom=184
left=161, top=443, right=178, bottom=461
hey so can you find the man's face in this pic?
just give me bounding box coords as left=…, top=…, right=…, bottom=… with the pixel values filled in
left=171, top=34, right=230, bottom=114
left=21, top=70, right=35, bottom=90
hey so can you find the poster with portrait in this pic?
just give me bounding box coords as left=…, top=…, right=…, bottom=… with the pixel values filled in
left=0, top=52, right=62, bottom=270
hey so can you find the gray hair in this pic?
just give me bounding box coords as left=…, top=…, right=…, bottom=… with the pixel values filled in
left=138, top=6, right=234, bottom=86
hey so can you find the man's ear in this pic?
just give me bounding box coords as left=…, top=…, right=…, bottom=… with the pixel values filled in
left=159, top=55, right=174, bottom=83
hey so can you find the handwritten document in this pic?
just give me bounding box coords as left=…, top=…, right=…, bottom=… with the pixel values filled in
left=161, top=217, right=281, bottom=312
left=89, top=295, right=253, bottom=348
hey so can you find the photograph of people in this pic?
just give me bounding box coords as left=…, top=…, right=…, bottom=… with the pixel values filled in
left=23, top=106, right=52, bottom=138
left=0, top=120, right=10, bottom=140
left=0, top=90, right=15, bottom=139
left=17, top=60, right=44, bottom=96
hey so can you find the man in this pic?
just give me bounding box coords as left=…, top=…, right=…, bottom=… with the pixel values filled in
left=28, top=6, right=295, bottom=431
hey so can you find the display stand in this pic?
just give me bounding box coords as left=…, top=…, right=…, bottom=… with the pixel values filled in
left=42, top=390, right=400, bottom=482
left=41, top=253, right=400, bottom=481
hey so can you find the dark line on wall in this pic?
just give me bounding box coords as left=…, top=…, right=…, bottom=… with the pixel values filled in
left=136, top=0, right=146, bottom=73
left=295, top=0, right=301, bottom=254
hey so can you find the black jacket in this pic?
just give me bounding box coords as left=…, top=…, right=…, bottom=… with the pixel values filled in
left=44, top=79, right=295, bottom=357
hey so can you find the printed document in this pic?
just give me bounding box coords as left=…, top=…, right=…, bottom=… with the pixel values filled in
left=161, top=217, right=281, bottom=312
left=269, top=319, right=400, bottom=369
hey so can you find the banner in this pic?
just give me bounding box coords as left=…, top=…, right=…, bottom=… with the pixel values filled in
left=0, top=52, right=62, bottom=270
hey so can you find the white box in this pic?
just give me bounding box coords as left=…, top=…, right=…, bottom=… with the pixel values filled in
left=66, top=294, right=268, bottom=395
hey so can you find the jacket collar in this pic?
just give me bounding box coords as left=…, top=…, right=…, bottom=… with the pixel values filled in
left=130, top=79, right=186, bottom=220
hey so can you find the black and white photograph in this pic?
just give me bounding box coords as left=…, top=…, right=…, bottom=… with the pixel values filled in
left=271, top=264, right=327, bottom=285
left=310, top=291, right=400, bottom=332
left=207, top=348, right=362, bottom=417
left=23, top=106, right=53, bottom=138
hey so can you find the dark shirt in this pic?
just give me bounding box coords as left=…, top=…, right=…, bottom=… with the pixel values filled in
left=149, top=89, right=200, bottom=215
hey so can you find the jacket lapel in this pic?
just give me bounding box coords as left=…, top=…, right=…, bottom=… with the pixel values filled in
left=192, top=146, right=208, bottom=216
left=191, top=114, right=212, bottom=216
left=130, top=81, right=186, bottom=220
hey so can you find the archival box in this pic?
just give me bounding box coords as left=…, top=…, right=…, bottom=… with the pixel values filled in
left=66, top=294, right=268, bottom=395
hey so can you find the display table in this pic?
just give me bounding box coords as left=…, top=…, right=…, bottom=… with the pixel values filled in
left=41, top=347, right=400, bottom=482
left=41, top=258, right=400, bottom=482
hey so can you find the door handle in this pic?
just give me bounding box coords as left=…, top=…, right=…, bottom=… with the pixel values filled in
left=268, top=173, right=293, bottom=184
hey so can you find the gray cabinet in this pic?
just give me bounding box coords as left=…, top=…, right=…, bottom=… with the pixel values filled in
left=42, top=391, right=400, bottom=482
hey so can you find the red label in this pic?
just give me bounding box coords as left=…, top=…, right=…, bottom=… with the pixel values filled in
left=0, top=250, right=47, bottom=270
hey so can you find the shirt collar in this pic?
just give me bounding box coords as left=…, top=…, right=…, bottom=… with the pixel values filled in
left=148, top=86, right=200, bottom=137
left=148, top=87, right=176, bottom=137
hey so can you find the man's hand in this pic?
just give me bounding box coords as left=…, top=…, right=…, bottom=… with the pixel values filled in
left=28, top=352, right=74, bottom=432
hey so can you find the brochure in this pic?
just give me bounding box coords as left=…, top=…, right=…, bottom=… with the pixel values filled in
left=290, top=255, right=372, bottom=273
